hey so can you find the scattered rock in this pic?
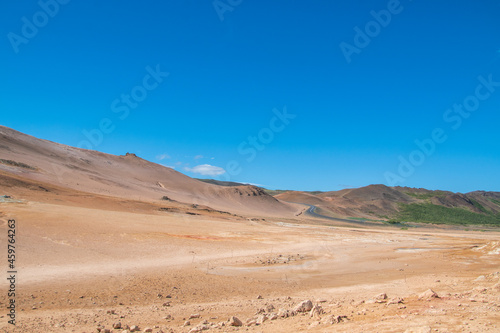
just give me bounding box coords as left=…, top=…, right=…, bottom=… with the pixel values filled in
left=245, top=319, right=257, bottom=327
left=322, top=314, right=348, bottom=324
left=189, top=313, right=200, bottom=319
left=374, top=293, right=388, bottom=303
left=266, top=304, right=275, bottom=312
left=256, top=314, right=267, bottom=324
left=229, top=316, right=242, bottom=327
left=183, top=321, right=191, bottom=327
left=257, top=295, right=263, bottom=299
left=268, top=313, right=278, bottom=320
left=474, top=275, right=486, bottom=282
left=277, top=308, right=289, bottom=318
left=143, top=328, right=153, bottom=333
left=418, top=289, right=439, bottom=300
left=387, top=297, right=404, bottom=305
left=188, top=326, right=209, bottom=333
left=129, top=325, right=140, bottom=332
left=309, top=304, right=324, bottom=318
left=113, top=322, right=121, bottom=329
left=294, top=300, right=313, bottom=312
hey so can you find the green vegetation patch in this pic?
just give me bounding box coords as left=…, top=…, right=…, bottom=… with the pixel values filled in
left=396, top=203, right=500, bottom=225
left=488, top=198, right=500, bottom=206
left=348, top=217, right=384, bottom=223
left=469, top=198, right=489, bottom=214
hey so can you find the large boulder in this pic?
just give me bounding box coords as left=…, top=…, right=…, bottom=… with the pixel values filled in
left=293, top=300, right=313, bottom=312
left=229, top=316, right=242, bottom=327
left=374, top=293, right=388, bottom=303
left=418, top=289, right=439, bottom=300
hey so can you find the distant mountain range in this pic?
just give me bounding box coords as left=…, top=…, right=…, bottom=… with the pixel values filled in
left=1, top=125, right=498, bottom=226
left=197, top=180, right=500, bottom=226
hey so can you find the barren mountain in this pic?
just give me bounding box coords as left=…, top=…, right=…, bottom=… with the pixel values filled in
left=276, top=184, right=500, bottom=224
left=0, top=126, right=298, bottom=217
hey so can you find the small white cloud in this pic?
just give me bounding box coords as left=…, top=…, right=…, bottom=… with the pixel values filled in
left=184, top=164, right=226, bottom=176
left=194, top=155, right=203, bottom=160
left=162, top=164, right=176, bottom=169
left=156, top=153, right=171, bottom=160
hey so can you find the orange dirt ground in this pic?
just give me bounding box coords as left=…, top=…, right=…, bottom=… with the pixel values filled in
left=1, top=187, right=499, bottom=333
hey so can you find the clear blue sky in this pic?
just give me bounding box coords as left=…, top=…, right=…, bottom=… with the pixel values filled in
left=1, top=0, right=499, bottom=192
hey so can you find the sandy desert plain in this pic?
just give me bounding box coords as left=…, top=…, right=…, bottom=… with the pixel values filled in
left=1, top=125, right=500, bottom=333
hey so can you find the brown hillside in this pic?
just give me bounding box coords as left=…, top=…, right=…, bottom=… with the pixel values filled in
left=0, top=126, right=298, bottom=217
left=276, top=185, right=500, bottom=220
